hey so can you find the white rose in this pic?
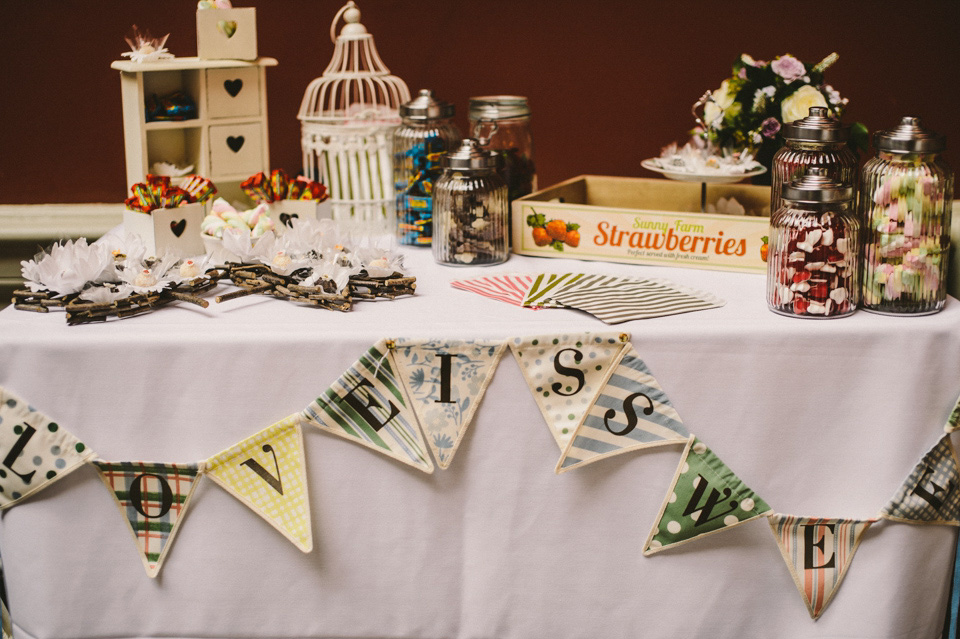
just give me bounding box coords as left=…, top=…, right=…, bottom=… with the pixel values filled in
left=703, top=80, right=736, bottom=128
left=781, top=85, right=829, bottom=123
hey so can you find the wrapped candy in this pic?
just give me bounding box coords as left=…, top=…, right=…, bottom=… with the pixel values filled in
left=241, top=169, right=328, bottom=203
left=125, top=174, right=216, bottom=213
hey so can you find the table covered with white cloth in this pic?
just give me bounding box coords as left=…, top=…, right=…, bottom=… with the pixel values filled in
left=0, top=248, right=958, bottom=639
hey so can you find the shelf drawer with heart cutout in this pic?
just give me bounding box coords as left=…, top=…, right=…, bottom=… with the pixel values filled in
left=196, top=8, right=258, bottom=61
left=209, top=123, right=263, bottom=178
left=206, top=67, right=260, bottom=119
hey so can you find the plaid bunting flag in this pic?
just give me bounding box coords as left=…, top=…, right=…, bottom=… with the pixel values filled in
left=881, top=434, right=960, bottom=525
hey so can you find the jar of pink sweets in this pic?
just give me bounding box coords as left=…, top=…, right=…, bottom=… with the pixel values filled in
left=766, top=167, right=859, bottom=318
left=860, top=117, right=954, bottom=315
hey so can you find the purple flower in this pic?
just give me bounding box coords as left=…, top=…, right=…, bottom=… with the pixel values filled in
left=771, top=55, right=806, bottom=82
left=761, top=117, right=781, bottom=138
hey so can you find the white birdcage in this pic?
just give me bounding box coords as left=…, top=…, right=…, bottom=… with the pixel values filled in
left=298, top=1, right=410, bottom=225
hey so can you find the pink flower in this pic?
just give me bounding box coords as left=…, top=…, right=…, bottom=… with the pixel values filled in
left=738, top=67, right=747, bottom=79
left=761, top=117, right=781, bottom=138
left=771, top=55, right=806, bottom=82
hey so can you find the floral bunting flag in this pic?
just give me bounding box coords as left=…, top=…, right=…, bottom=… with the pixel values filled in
left=93, top=461, right=202, bottom=578
left=880, top=434, right=960, bottom=525
left=390, top=338, right=506, bottom=469
left=644, top=436, right=771, bottom=555
left=556, top=344, right=689, bottom=473
left=0, top=387, right=95, bottom=509
left=510, top=332, right=629, bottom=451
left=301, top=339, right=434, bottom=473
left=205, top=414, right=312, bottom=552
left=768, top=514, right=876, bottom=619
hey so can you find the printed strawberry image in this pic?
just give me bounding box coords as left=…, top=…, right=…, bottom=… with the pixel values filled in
left=565, top=227, right=580, bottom=248
left=532, top=227, right=551, bottom=246
left=526, top=211, right=580, bottom=252
left=760, top=236, right=769, bottom=262
left=545, top=219, right=568, bottom=242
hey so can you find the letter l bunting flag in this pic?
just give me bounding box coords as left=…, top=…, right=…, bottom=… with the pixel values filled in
left=880, top=434, right=960, bottom=525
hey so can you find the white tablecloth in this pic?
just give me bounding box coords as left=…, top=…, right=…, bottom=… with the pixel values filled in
left=1, top=249, right=959, bottom=639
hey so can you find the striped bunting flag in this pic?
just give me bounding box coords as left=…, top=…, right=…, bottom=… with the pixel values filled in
left=556, top=344, right=688, bottom=473
left=450, top=274, right=537, bottom=307
left=769, top=515, right=876, bottom=619
left=301, top=339, right=434, bottom=473
left=880, top=434, right=960, bottom=525
left=551, top=277, right=725, bottom=324
left=93, top=461, right=202, bottom=578
left=521, top=273, right=587, bottom=308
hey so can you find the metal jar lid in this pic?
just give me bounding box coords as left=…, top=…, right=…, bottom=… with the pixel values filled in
left=782, top=167, right=854, bottom=203
left=874, top=116, right=946, bottom=154
left=468, top=95, right=530, bottom=120
left=442, top=138, right=498, bottom=170
left=399, top=89, right=455, bottom=121
left=781, top=106, right=849, bottom=143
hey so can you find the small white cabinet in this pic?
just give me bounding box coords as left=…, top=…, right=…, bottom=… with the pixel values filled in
left=111, top=57, right=277, bottom=203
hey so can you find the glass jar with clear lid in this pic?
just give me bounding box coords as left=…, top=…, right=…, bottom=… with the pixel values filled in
left=433, top=139, right=509, bottom=266
left=767, top=167, right=859, bottom=318
left=393, top=89, right=462, bottom=246
left=468, top=95, right=536, bottom=203
left=771, top=106, right=857, bottom=215
left=860, top=117, right=954, bottom=315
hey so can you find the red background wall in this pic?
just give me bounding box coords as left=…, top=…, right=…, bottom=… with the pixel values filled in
left=1, top=0, right=957, bottom=204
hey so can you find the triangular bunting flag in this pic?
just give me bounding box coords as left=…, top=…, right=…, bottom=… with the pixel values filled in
left=0, top=387, right=95, bottom=509
left=390, top=338, right=506, bottom=469
left=93, top=461, right=202, bottom=578
left=644, top=436, right=771, bottom=555
left=557, top=344, right=689, bottom=473
left=946, top=392, right=960, bottom=433
left=205, top=414, right=313, bottom=552
left=881, top=434, right=960, bottom=525
left=768, top=514, right=875, bottom=619
left=510, top=332, right=629, bottom=451
left=302, top=339, right=434, bottom=473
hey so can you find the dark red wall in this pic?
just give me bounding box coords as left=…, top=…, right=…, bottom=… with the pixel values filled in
left=1, top=0, right=957, bottom=204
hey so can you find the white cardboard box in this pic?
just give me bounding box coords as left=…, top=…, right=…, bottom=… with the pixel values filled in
left=123, top=203, right=206, bottom=257
left=267, top=199, right=333, bottom=229
left=196, top=8, right=258, bottom=61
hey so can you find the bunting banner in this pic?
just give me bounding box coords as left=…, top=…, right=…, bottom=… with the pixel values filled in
left=301, top=339, right=434, bottom=473
left=93, top=461, right=202, bottom=577
left=557, top=343, right=688, bottom=473
left=205, top=414, right=313, bottom=552
left=510, top=332, right=629, bottom=451
left=880, top=434, right=960, bottom=525
left=769, top=514, right=876, bottom=619
left=390, top=338, right=506, bottom=469
left=644, top=436, right=771, bottom=555
left=0, top=387, right=95, bottom=509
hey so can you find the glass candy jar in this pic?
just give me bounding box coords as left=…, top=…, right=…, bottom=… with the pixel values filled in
left=767, top=168, right=859, bottom=318
left=469, top=96, right=536, bottom=203
left=433, top=139, right=509, bottom=266
left=860, top=117, right=954, bottom=315
left=393, top=89, right=462, bottom=246
left=771, top=106, right=857, bottom=214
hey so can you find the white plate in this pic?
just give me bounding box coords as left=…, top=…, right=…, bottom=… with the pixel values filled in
left=641, top=158, right=767, bottom=184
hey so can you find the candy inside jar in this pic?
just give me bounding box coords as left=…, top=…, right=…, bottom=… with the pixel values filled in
left=766, top=168, right=859, bottom=318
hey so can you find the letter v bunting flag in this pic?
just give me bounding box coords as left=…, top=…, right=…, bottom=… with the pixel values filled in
left=390, top=338, right=505, bottom=469
left=205, top=414, right=313, bottom=551
left=880, top=434, right=960, bottom=525
left=556, top=344, right=688, bottom=473
left=301, top=339, right=434, bottom=473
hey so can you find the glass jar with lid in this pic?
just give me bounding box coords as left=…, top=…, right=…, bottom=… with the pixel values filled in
left=468, top=95, right=536, bottom=203
left=766, top=167, right=859, bottom=318
left=393, top=89, right=462, bottom=246
left=771, top=106, right=857, bottom=214
left=860, top=117, right=954, bottom=315
left=432, top=139, right=509, bottom=266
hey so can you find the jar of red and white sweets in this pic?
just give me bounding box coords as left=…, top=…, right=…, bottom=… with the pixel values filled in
left=766, top=167, right=859, bottom=318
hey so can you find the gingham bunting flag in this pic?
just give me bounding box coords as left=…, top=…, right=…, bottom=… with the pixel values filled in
left=302, top=339, right=434, bottom=473
left=390, top=338, right=506, bottom=469
left=644, top=436, right=771, bottom=555
left=93, top=461, right=202, bottom=578
left=510, top=332, right=629, bottom=452
left=881, top=434, right=960, bottom=525
left=0, top=387, right=95, bottom=509
left=769, top=515, right=876, bottom=619
left=556, top=344, right=689, bottom=473
left=205, top=414, right=312, bottom=552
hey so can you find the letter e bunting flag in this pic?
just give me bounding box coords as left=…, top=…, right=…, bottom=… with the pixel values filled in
left=0, top=387, right=95, bottom=509
left=302, top=339, right=434, bottom=473
left=557, top=344, right=688, bottom=473
left=644, top=436, right=771, bottom=555
left=768, top=515, right=876, bottom=619
left=881, top=434, right=960, bottom=525
left=390, top=338, right=506, bottom=469
left=93, top=461, right=202, bottom=578
left=205, top=414, right=312, bottom=552
left=510, top=332, right=628, bottom=452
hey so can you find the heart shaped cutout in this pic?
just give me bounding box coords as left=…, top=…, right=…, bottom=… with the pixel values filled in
left=170, top=219, right=187, bottom=237
left=224, top=79, right=243, bottom=97
left=226, top=136, right=245, bottom=153
left=217, top=20, right=238, bottom=38
left=279, top=213, right=299, bottom=227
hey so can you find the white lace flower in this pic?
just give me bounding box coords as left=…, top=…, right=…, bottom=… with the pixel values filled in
left=21, top=239, right=116, bottom=296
